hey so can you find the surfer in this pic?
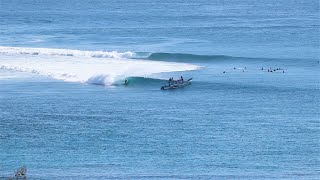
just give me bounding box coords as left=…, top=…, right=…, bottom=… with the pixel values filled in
left=124, top=79, right=128, bottom=85
left=181, top=76, right=184, bottom=81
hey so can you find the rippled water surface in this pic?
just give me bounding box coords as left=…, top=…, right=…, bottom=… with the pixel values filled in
left=0, top=0, right=319, bottom=179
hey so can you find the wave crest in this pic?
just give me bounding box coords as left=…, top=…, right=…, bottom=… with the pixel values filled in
left=148, top=52, right=233, bottom=62
left=0, top=46, right=135, bottom=59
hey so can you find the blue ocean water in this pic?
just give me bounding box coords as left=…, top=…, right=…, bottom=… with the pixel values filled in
left=0, top=0, right=319, bottom=179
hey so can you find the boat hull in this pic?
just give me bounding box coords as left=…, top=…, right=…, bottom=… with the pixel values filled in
left=161, top=78, right=192, bottom=90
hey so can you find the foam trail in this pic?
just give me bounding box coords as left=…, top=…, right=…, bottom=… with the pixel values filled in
left=0, top=47, right=200, bottom=85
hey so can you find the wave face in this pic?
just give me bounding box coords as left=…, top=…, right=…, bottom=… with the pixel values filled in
left=147, top=52, right=236, bottom=62
left=146, top=52, right=318, bottom=66
left=112, top=76, right=166, bottom=87
left=0, top=46, right=200, bottom=85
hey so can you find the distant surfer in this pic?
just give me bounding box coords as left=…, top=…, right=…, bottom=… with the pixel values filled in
left=124, top=79, right=128, bottom=85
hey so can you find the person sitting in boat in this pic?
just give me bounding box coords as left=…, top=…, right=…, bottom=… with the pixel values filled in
left=168, top=77, right=173, bottom=85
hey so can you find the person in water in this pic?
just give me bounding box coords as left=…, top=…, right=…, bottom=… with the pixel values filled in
left=180, top=76, right=184, bottom=81
left=124, top=79, right=128, bottom=85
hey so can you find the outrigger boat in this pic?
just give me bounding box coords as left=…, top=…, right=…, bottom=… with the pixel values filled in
left=161, top=78, right=193, bottom=90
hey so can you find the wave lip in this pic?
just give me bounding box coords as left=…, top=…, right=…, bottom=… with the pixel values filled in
left=0, top=46, right=135, bottom=59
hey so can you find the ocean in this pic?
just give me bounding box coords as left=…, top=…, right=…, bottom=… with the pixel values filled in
left=0, top=0, right=319, bottom=179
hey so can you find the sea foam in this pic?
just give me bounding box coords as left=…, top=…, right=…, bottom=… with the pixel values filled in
left=0, top=46, right=200, bottom=85
left=0, top=46, right=135, bottom=59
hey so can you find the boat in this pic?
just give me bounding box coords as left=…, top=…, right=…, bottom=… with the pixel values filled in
left=161, top=78, right=193, bottom=90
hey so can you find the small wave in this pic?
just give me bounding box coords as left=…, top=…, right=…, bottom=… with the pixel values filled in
left=0, top=46, right=135, bottom=59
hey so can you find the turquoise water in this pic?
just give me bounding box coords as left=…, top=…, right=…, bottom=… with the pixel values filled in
left=0, top=0, right=319, bottom=179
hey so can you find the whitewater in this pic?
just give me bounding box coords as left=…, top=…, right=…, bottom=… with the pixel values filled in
left=0, top=46, right=200, bottom=85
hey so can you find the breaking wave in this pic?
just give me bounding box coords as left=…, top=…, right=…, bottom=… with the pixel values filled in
left=0, top=46, right=200, bottom=85
left=0, top=46, right=135, bottom=59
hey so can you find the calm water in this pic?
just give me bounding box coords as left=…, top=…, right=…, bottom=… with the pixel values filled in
left=0, top=0, right=319, bottom=179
